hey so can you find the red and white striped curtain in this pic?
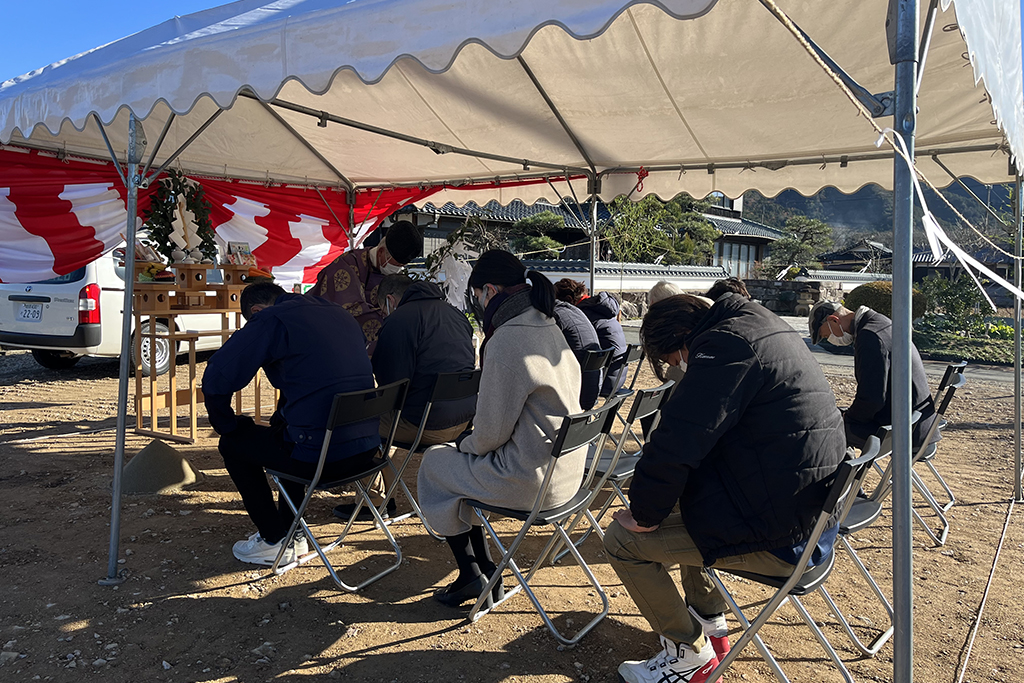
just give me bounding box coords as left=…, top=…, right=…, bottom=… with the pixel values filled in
left=0, top=147, right=437, bottom=285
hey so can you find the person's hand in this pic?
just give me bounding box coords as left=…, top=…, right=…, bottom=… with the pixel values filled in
left=612, top=508, right=659, bottom=533
left=233, top=414, right=256, bottom=432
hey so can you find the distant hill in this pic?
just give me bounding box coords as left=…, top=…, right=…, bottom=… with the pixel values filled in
left=743, top=180, right=1014, bottom=248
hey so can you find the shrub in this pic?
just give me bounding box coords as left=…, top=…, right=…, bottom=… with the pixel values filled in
left=916, top=273, right=995, bottom=338
left=985, top=322, right=1015, bottom=340
left=843, top=280, right=927, bottom=320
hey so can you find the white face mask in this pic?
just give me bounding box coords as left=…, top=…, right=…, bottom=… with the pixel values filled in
left=380, top=261, right=403, bottom=276
left=826, top=320, right=854, bottom=347
left=477, top=288, right=491, bottom=312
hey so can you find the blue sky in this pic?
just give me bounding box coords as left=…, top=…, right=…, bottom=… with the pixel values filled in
left=0, top=1, right=224, bottom=82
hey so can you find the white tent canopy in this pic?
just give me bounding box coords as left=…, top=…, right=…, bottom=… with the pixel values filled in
left=1, top=0, right=1020, bottom=203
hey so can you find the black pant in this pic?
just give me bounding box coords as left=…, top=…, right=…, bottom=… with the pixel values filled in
left=219, top=419, right=379, bottom=544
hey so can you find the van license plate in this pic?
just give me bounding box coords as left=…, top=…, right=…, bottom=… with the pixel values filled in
left=17, top=303, right=43, bottom=322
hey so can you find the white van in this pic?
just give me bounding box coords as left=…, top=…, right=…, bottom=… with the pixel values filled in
left=0, top=248, right=234, bottom=375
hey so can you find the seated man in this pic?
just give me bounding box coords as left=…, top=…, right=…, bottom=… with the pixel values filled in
left=334, top=274, right=476, bottom=521
left=203, top=282, right=380, bottom=565
left=551, top=299, right=602, bottom=410
left=577, top=291, right=628, bottom=396
left=809, top=300, right=939, bottom=448
left=704, top=276, right=749, bottom=301
left=606, top=293, right=846, bottom=683
left=308, top=220, right=423, bottom=356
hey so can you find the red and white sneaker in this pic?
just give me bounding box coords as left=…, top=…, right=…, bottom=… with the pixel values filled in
left=688, top=606, right=731, bottom=661
left=617, top=636, right=719, bottom=683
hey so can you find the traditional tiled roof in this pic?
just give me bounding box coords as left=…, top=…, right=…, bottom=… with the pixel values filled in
left=702, top=214, right=786, bottom=240
left=803, top=269, right=892, bottom=282
left=521, top=259, right=729, bottom=278
left=420, top=199, right=609, bottom=229
left=912, top=246, right=1013, bottom=264
left=821, top=239, right=893, bottom=261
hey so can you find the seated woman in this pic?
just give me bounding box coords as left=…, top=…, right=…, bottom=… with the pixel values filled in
left=417, top=250, right=585, bottom=606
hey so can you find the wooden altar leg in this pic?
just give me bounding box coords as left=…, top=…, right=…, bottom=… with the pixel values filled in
left=149, top=319, right=158, bottom=432
left=168, top=332, right=178, bottom=437
left=134, top=312, right=143, bottom=430
left=189, top=338, right=197, bottom=442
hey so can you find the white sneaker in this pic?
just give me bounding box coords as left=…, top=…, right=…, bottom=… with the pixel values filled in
left=617, top=636, right=719, bottom=683
left=688, top=605, right=731, bottom=661
left=232, top=532, right=309, bottom=566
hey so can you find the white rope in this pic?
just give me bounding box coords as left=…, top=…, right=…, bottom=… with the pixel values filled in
left=954, top=498, right=1017, bottom=683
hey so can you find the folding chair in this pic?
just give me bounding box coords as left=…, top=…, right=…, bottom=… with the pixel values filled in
left=465, top=395, right=626, bottom=646
left=549, top=381, right=675, bottom=563
left=610, top=343, right=645, bottom=399
left=869, top=375, right=965, bottom=546
left=266, top=378, right=409, bottom=592
left=815, top=428, right=897, bottom=657
left=921, top=365, right=966, bottom=512
left=704, top=436, right=882, bottom=683
left=377, top=370, right=482, bottom=540
left=933, top=360, right=966, bottom=435
left=936, top=360, right=967, bottom=393
left=580, top=347, right=614, bottom=374
left=606, top=344, right=646, bottom=447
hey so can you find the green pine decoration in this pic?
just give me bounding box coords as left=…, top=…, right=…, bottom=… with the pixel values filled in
left=142, top=169, right=217, bottom=263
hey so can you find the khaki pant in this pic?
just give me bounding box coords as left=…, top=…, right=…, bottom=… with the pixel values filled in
left=604, top=514, right=796, bottom=649
left=365, top=413, right=469, bottom=506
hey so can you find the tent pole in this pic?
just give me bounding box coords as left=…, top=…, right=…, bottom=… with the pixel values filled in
left=589, top=191, right=598, bottom=293
left=891, top=1, right=919, bottom=681
left=347, top=188, right=356, bottom=248
left=1015, top=172, right=1022, bottom=503
left=100, top=112, right=141, bottom=586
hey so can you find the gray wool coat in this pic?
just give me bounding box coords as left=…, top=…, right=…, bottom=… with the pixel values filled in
left=417, top=306, right=585, bottom=537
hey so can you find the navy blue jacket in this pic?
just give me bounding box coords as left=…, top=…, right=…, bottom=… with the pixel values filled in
left=372, top=281, right=476, bottom=429
left=202, top=294, right=380, bottom=463
left=552, top=301, right=602, bottom=410
left=847, top=307, right=939, bottom=449
left=577, top=292, right=628, bottom=396
left=630, top=294, right=846, bottom=563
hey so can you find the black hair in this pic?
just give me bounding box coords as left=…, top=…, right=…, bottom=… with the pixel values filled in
left=705, top=277, right=750, bottom=301
left=384, top=220, right=423, bottom=264
left=240, top=281, right=286, bottom=320
left=376, top=274, right=415, bottom=307
left=553, top=278, right=587, bottom=305
left=639, top=294, right=712, bottom=381
left=469, top=249, right=555, bottom=318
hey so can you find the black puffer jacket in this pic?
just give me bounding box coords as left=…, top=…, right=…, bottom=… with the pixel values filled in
left=630, top=294, right=846, bottom=563
left=372, top=281, right=476, bottom=429
left=846, top=307, right=939, bottom=449
left=552, top=301, right=602, bottom=410
left=577, top=292, right=628, bottom=396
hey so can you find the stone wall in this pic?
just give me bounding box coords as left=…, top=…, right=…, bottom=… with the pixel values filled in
left=600, top=280, right=843, bottom=320
left=744, top=279, right=841, bottom=316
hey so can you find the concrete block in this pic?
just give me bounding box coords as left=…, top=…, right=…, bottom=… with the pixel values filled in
left=122, top=440, right=198, bottom=495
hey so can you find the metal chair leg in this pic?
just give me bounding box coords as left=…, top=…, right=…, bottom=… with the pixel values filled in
left=911, top=469, right=950, bottom=546
left=271, top=478, right=402, bottom=591
left=468, top=513, right=608, bottom=647
left=706, top=569, right=791, bottom=683
left=922, top=460, right=955, bottom=512
left=788, top=595, right=856, bottom=683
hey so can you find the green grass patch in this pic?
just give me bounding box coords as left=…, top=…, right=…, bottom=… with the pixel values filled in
left=913, top=329, right=1016, bottom=365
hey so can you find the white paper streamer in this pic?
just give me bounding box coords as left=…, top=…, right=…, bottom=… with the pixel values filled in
left=882, top=128, right=1023, bottom=308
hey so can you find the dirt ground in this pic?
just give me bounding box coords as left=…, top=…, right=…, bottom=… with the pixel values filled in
left=1, top=348, right=1022, bottom=683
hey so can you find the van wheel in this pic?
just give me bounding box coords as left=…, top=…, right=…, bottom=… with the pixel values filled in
left=31, top=349, right=82, bottom=370
left=131, top=321, right=174, bottom=376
